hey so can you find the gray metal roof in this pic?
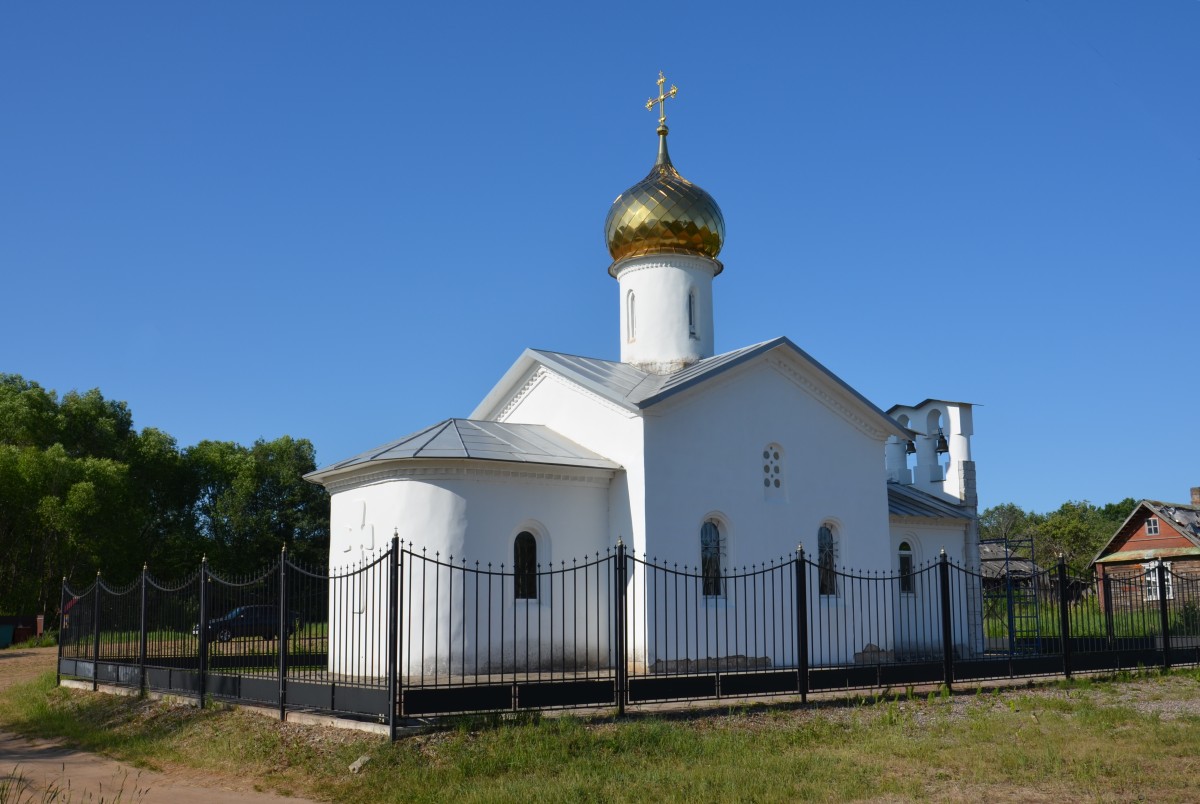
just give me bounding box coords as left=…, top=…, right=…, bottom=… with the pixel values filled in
left=528, top=350, right=664, bottom=408
left=886, top=483, right=971, bottom=520
left=978, top=541, right=1043, bottom=578
left=526, top=338, right=908, bottom=438
left=307, top=419, right=620, bottom=480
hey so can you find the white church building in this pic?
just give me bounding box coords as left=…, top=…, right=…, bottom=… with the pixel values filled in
left=305, top=80, right=981, bottom=676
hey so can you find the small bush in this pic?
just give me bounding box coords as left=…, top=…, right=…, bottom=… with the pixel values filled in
left=4, top=631, right=57, bottom=649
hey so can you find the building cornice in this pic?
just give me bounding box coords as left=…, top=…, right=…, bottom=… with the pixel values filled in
left=323, top=461, right=614, bottom=495
left=610, top=253, right=722, bottom=281
left=496, top=366, right=549, bottom=422
left=888, top=515, right=970, bottom=529
left=496, top=365, right=635, bottom=423
left=767, top=355, right=891, bottom=441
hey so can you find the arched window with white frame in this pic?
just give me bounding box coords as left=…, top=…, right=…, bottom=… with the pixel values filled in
left=514, top=531, right=538, bottom=600
left=818, top=523, right=837, bottom=597
left=701, top=519, right=725, bottom=597
left=626, top=291, right=636, bottom=342
left=687, top=289, right=697, bottom=338
left=898, top=541, right=914, bottom=594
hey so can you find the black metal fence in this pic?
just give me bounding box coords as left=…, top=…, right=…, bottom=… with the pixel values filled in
left=59, top=538, right=1200, bottom=739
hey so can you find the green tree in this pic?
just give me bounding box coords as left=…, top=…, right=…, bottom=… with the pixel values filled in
left=1036, top=501, right=1106, bottom=572
left=0, top=373, right=329, bottom=615
left=185, top=436, right=327, bottom=572
left=979, top=502, right=1035, bottom=545
left=980, top=497, right=1142, bottom=577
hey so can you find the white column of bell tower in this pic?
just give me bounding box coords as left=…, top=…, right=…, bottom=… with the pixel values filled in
left=614, top=253, right=718, bottom=374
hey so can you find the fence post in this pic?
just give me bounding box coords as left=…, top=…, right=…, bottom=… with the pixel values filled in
left=278, top=544, right=288, bottom=722
left=139, top=563, right=148, bottom=695
left=795, top=545, right=808, bottom=703
left=1156, top=560, right=1171, bottom=671
left=198, top=555, right=209, bottom=709
left=1102, top=573, right=1115, bottom=647
left=92, top=571, right=102, bottom=691
left=938, top=550, right=954, bottom=690
left=387, top=532, right=400, bottom=740
left=1057, top=555, right=1072, bottom=679
left=615, top=539, right=627, bottom=716
left=56, top=578, right=66, bottom=687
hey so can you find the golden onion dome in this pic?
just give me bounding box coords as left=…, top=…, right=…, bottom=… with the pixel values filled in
left=605, top=125, right=725, bottom=276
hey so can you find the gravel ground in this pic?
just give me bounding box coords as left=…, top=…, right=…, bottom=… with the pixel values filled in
left=0, top=646, right=317, bottom=803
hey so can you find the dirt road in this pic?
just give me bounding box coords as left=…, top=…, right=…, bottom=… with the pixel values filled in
left=0, top=647, right=316, bottom=803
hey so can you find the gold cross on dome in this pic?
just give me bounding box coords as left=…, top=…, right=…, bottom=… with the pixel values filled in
left=645, top=71, right=678, bottom=127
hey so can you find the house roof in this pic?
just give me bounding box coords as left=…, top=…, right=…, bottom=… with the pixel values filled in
left=978, top=541, right=1043, bottom=578
left=306, top=419, right=620, bottom=482
left=1090, top=499, right=1200, bottom=567
left=474, top=337, right=913, bottom=440
left=1095, top=546, right=1200, bottom=564
left=886, top=483, right=971, bottom=520
left=1143, top=500, right=1200, bottom=540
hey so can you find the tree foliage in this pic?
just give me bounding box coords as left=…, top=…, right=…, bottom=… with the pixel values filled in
left=980, top=497, right=1138, bottom=575
left=0, top=374, right=328, bottom=615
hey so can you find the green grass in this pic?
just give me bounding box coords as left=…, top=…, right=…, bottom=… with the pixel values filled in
left=984, top=596, right=1200, bottom=640
left=61, top=624, right=329, bottom=657
left=2, top=632, right=57, bottom=650
left=5, top=671, right=1200, bottom=802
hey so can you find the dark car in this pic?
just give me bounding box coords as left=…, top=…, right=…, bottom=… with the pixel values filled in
left=192, top=605, right=302, bottom=642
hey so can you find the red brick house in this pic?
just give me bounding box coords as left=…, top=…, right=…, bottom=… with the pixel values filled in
left=1091, top=488, right=1200, bottom=607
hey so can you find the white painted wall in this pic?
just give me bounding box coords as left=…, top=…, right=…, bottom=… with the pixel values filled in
left=494, top=368, right=651, bottom=672
left=614, top=254, right=718, bottom=373
left=324, top=461, right=613, bottom=677
left=888, top=520, right=981, bottom=661
left=496, top=367, right=645, bottom=553
left=637, top=355, right=897, bottom=666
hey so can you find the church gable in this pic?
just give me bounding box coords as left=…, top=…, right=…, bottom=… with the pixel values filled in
left=642, top=354, right=891, bottom=460
left=636, top=355, right=897, bottom=575
left=638, top=340, right=908, bottom=445
left=473, top=338, right=907, bottom=445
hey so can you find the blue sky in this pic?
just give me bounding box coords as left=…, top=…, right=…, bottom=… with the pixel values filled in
left=2, top=2, right=1197, bottom=513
